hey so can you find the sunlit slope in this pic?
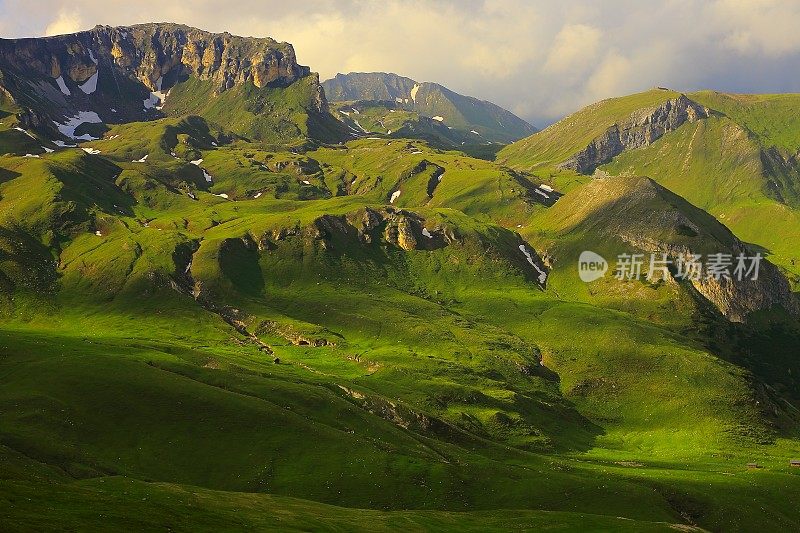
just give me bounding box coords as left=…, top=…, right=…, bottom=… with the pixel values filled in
left=497, top=89, right=681, bottom=175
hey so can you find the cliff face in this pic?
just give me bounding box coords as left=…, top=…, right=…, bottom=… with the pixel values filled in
left=0, top=23, right=310, bottom=93
left=0, top=24, right=336, bottom=143
left=559, top=95, right=709, bottom=173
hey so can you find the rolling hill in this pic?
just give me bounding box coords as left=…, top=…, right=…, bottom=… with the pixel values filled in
left=0, top=25, right=799, bottom=532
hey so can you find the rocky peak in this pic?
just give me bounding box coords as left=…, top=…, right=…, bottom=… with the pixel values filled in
left=0, top=23, right=311, bottom=94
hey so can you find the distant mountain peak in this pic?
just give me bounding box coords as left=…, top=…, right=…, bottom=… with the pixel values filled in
left=322, top=71, right=536, bottom=143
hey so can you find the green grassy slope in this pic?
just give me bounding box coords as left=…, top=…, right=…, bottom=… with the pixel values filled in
left=0, top=83, right=800, bottom=532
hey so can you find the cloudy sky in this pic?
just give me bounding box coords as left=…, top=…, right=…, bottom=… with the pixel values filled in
left=1, top=0, right=799, bottom=126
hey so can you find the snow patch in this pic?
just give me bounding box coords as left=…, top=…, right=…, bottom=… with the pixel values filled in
left=53, top=111, right=102, bottom=140
left=190, top=158, right=203, bottom=165
left=213, top=193, right=229, bottom=199
left=14, top=127, right=36, bottom=139
left=55, top=76, right=71, bottom=96
left=95, top=230, right=103, bottom=236
left=253, top=192, right=263, bottom=199
left=202, top=169, right=213, bottom=183
left=432, top=116, right=444, bottom=122
left=518, top=244, right=547, bottom=284
left=81, top=147, right=101, bottom=155
left=88, top=50, right=98, bottom=65
left=143, top=77, right=167, bottom=110
left=43, top=146, right=54, bottom=153
left=539, top=184, right=554, bottom=192
left=53, top=140, right=76, bottom=148
left=302, top=180, right=311, bottom=185
left=422, top=228, right=433, bottom=239
left=133, top=154, right=148, bottom=163
left=410, top=150, right=422, bottom=155
left=79, top=72, right=98, bottom=94
left=534, top=188, right=549, bottom=199
left=410, top=84, right=420, bottom=102
left=23, top=153, right=40, bottom=158
left=470, top=130, right=480, bottom=135
left=390, top=190, right=401, bottom=204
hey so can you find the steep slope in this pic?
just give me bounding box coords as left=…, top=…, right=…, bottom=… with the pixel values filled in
left=496, top=88, right=698, bottom=175
left=323, top=72, right=537, bottom=143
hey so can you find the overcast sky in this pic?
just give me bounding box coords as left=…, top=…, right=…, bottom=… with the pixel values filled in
left=2, top=0, right=800, bottom=126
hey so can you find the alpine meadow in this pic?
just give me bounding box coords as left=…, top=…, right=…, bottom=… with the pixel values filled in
left=0, top=11, right=799, bottom=533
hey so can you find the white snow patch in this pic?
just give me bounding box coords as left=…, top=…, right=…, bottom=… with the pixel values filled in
left=95, top=230, right=103, bottom=236
left=352, top=108, right=359, bottom=114
left=53, top=140, right=76, bottom=148
left=53, top=111, right=102, bottom=140
left=55, top=76, right=71, bottom=96
left=352, top=119, right=367, bottom=132
left=213, top=193, right=229, bottom=199
left=79, top=72, right=98, bottom=94
left=518, top=244, right=547, bottom=284
left=202, top=169, right=212, bottom=183
left=302, top=180, right=311, bottom=185
left=211, top=141, right=217, bottom=147
left=410, top=83, right=420, bottom=102
left=390, top=190, right=401, bottom=204
left=395, top=97, right=403, bottom=103
left=539, top=184, right=554, bottom=193
left=143, top=77, right=167, bottom=110
left=88, top=50, right=98, bottom=65
left=470, top=130, right=480, bottom=135
left=253, top=192, right=263, bottom=199
left=110, top=108, right=117, bottom=113
left=23, top=153, right=40, bottom=158
left=534, top=188, right=549, bottom=199
left=43, top=146, right=54, bottom=153
left=339, top=110, right=350, bottom=116
left=432, top=116, right=444, bottom=121
left=190, top=158, right=203, bottom=165
left=386, top=129, right=392, bottom=134
left=133, top=154, right=148, bottom=163
left=184, top=261, right=192, bottom=273
left=410, top=150, right=422, bottom=155
left=14, top=127, right=36, bottom=139
left=422, top=228, right=433, bottom=239
left=81, top=147, right=101, bottom=155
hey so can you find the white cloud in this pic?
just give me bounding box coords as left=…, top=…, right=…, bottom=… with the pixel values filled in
left=44, top=9, right=83, bottom=36
left=544, top=23, right=602, bottom=75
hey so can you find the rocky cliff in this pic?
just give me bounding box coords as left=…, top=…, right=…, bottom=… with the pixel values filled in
left=0, top=23, right=310, bottom=94
left=559, top=95, right=709, bottom=173
left=0, top=23, right=333, bottom=143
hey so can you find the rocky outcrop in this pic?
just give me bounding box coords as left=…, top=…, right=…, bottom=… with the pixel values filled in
left=559, top=95, right=709, bottom=173
left=0, top=23, right=312, bottom=94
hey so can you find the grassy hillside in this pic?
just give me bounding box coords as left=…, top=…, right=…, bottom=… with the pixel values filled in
left=1, top=79, right=800, bottom=531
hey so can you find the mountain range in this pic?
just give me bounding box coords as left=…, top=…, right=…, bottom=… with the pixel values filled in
left=1, top=23, right=799, bottom=532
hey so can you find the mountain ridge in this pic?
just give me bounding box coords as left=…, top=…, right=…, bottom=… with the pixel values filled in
left=322, top=71, right=537, bottom=143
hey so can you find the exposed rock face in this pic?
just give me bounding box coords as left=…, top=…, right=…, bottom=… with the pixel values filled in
left=0, top=23, right=311, bottom=93
left=559, top=95, right=709, bottom=173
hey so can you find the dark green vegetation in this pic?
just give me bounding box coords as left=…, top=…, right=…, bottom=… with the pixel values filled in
left=1, top=26, right=800, bottom=532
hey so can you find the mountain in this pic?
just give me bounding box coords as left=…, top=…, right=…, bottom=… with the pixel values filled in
left=0, top=23, right=345, bottom=147
left=322, top=72, right=537, bottom=143
left=1, top=25, right=800, bottom=532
